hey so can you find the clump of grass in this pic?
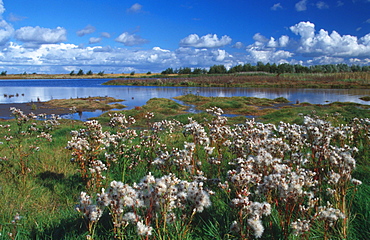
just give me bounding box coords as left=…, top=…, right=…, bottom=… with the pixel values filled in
left=98, top=98, right=188, bottom=127
left=46, top=96, right=126, bottom=111
left=359, top=96, right=370, bottom=101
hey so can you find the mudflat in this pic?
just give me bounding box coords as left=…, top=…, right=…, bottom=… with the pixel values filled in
left=0, top=96, right=126, bottom=119
left=0, top=102, right=71, bottom=119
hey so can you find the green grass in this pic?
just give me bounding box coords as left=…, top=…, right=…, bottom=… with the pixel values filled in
left=259, top=102, right=370, bottom=125
left=46, top=96, right=126, bottom=111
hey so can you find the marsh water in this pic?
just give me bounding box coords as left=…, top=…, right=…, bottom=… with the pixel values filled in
left=0, top=78, right=369, bottom=120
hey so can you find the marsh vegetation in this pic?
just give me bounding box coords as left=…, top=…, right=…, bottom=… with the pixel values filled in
left=0, top=97, right=369, bottom=239
left=104, top=72, right=370, bottom=89
left=46, top=97, right=126, bottom=112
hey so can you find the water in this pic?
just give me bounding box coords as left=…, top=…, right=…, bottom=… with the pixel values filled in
left=0, top=78, right=369, bottom=120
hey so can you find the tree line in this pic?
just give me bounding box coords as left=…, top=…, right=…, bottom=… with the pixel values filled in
left=161, top=62, right=370, bottom=75
left=69, top=69, right=105, bottom=76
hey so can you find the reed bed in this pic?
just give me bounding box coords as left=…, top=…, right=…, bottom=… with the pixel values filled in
left=105, top=72, right=370, bottom=89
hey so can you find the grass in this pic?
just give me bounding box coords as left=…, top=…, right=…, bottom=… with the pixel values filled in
left=260, top=102, right=370, bottom=125
left=46, top=96, right=126, bottom=111
left=0, top=96, right=369, bottom=239
left=174, top=94, right=292, bottom=116
left=359, top=96, right=370, bottom=101
left=97, top=98, right=188, bottom=127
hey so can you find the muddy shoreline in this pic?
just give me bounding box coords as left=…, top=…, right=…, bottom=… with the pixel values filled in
left=0, top=102, right=72, bottom=119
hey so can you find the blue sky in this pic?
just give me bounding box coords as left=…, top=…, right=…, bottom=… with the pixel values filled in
left=0, top=0, right=370, bottom=74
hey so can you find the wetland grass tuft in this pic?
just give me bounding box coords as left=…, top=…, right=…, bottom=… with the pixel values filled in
left=46, top=96, right=126, bottom=111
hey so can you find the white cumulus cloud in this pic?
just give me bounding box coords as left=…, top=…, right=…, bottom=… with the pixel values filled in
left=253, top=33, right=269, bottom=43
left=115, top=32, right=149, bottom=46
left=0, top=19, right=14, bottom=45
left=14, top=26, right=67, bottom=45
left=247, top=47, right=293, bottom=64
left=251, top=33, right=290, bottom=49
left=290, top=21, right=315, bottom=39
left=279, top=35, right=290, bottom=47
left=290, top=21, right=370, bottom=57
left=179, top=34, right=232, bottom=48
left=153, top=46, right=171, bottom=52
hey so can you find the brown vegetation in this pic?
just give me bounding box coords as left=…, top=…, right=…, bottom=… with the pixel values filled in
left=105, top=72, right=370, bottom=88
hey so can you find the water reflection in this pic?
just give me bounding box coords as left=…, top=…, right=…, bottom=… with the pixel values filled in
left=0, top=79, right=369, bottom=120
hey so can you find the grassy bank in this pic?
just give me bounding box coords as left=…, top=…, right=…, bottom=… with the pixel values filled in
left=104, top=72, right=370, bottom=89
left=46, top=96, right=126, bottom=112
left=0, top=97, right=369, bottom=239
left=173, top=94, right=370, bottom=124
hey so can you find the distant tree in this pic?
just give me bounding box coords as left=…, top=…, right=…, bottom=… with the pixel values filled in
left=130, top=71, right=135, bottom=75
left=69, top=70, right=75, bottom=76
left=146, top=71, right=152, bottom=75
left=264, top=63, right=272, bottom=73
left=97, top=71, right=105, bottom=76
left=192, top=68, right=203, bottom=75
left=161, top=68, right=174, bottom=74
left=277, top=63, right=294, bottom=74
left=310, top=65, right=323, bottom=73
left=256, top=61, right=265, bottom=72
left=351, top=65, right=361, bottom=72
left=77, top=69, right=84, bottom=75
left=270, top=63, right=278, bottom=73
left=362, top=66, right=370, bottom=72
left=294, top=64, right=309, bottom=73
left=178, top=67, right=191, bottom=74
left=242, top=63, right=256, bottom=72
left=208, top=64, right=227, bottom=74
left=86, top=70, right=93, bottom=75
left=23, top=72, right=27, bottom=75
left=228, top=64, right=243, bottom=73
left=337, top=63, right=350, bottom=72
left=0, top=71, right=7, bottom=76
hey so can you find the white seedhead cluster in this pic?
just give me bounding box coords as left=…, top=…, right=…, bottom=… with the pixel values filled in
left=67, top=108, right=367, bottom=239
